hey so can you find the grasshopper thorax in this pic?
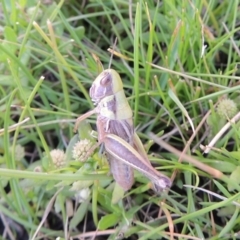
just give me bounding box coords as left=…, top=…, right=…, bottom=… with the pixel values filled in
left=90, top=69, right=123, bottom=104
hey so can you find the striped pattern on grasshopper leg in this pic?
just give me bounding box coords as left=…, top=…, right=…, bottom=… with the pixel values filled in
left=75, top=69, right=172, bottom=192
left=104, top=134, right=172, bottom=191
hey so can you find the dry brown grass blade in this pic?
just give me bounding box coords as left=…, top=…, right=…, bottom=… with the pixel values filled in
left=149, top=133, right=223, bottom=179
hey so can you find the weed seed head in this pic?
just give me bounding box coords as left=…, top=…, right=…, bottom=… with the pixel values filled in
left=50, top=149, right=66, bottom=168
left=217, top=99, right=238, bottom=119
left=72, top=139, right=93, bottom=162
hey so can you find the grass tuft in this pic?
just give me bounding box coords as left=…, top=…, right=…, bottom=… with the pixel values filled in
left=0, top=0, right=240, bottom=239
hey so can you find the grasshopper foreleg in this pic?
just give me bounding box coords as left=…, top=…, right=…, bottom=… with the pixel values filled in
left=74, top=108, right=97, bottom=132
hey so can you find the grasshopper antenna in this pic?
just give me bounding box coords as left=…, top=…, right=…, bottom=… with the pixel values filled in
left=108, top=37, right=118, bottom=69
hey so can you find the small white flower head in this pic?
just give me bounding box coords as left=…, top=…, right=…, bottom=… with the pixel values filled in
left=72, top=139, right=93, bottom=162
left=9, top=144, right=25, bottom=161
left=50, top=149, right=66, bottom=168
left=217, top=99, right=238, bottom=120
left=75, top=188, right=90, bottom=203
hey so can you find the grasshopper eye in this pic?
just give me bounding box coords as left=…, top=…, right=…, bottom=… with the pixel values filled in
left=100, top=72, right=111, bottom=86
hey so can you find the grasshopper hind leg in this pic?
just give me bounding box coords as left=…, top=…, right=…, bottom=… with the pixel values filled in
left=107, top=153, right=134, bottom=191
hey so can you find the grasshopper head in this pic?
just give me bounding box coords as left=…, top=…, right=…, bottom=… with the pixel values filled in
left=90, top=69, right=123, bottom=104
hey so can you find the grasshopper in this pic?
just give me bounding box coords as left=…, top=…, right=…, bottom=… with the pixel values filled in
left=74, top=69, right=172, bottom=192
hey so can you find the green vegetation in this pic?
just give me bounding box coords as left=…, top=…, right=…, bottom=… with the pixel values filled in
left=1, top=0, right=240, bottom=239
